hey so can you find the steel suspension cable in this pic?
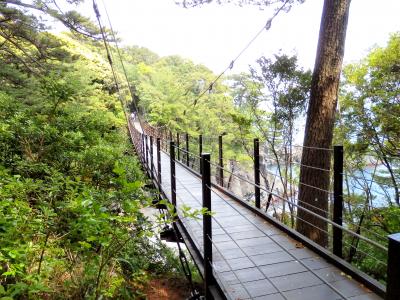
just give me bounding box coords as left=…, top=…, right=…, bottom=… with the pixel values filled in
left=174, top=175, right=347, bottom=300
left=192, top=0, right=292, bottom=108
left=92, top=0, right=129, bottom=125
left=99, top=0, right=144, bottom=132
left=142, top=133, right=201, bottom=298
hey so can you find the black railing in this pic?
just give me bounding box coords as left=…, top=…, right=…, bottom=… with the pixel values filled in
left=157, top=138, right=161, bottom=187
left=254, top=138, right=261, bottom=209
left=333, top=145, right=344, bottom=258
left=170, top=141, right=177, bottom=209
left=128, top=120, right=399, bottom=300
left=218, top=135, right=223, bottom=187
left=387, top=233, right=400, bottom=299
left=201, top=153, right=214, bottom=298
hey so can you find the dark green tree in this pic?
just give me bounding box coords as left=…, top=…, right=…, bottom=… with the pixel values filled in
left=231, top=54, right=311, bottom=225
left=179, top=0, right=352, bottom=246
left=340, top=33, right=400, bottom=205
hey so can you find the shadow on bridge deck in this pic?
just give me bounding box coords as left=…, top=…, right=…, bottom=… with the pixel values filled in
left=131, top=120, right=383, bottom=300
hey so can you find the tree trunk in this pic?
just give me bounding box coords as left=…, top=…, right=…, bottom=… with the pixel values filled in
left=296, top=0, right=351, bottom=247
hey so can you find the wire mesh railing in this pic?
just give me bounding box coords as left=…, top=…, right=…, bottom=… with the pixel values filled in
left=129, top=120, right=399, bottom=299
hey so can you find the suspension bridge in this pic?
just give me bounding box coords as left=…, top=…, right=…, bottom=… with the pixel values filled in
left=88, top=1, right=399, bottom=298
left=127, top=118, right=399, bottom=300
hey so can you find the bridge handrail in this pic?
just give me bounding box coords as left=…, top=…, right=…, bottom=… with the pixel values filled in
left=129, top=120, right=400, bottom=299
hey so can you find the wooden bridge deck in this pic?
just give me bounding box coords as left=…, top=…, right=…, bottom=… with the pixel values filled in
left=135, top=122, right=383, bottom=300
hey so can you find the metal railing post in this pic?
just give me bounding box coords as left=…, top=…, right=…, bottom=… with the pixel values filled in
left=201, top=153, right=213, bottom=298
left=185, top=133, right=189, bottom=167
left=150, top=136, right=154, bottom=179
left=157, top=138, right=161, bottom=187
left=386, top=233, right=400, bottom=300
left=141, top=133, right=145, bottom=163
left=218, top=135, right=224, bottom=187
left=170, top=141, right=176, bottom=208
left=254, top=138, right=261, bottom=209
left=145, top=135, right=149, bottom=171
left=333, top=145, right=343, bottom=258
left=176, top=133, right=180, bottom=162
left=199, top=134, right=203, bottom=174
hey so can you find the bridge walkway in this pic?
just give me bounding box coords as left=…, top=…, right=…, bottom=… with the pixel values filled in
left=143, top=139, right=381, bottom=300
left=129, top=120, right=383, bottom=300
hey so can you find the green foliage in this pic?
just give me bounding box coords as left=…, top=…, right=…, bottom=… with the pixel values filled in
left=122, top=46, right=159, bottom=66
left=126, top=49, right=253, bottom=165
left=337, top=33, right=400, bottom=283
left=243, top=54, right=311, bottom=136
left=339, top=33, right=400, bottom=205
left=0, top=13, right=194, bottom=297
left=177, top=0, right=305, bottom=9
left=0, top=82, right=152, bottom=297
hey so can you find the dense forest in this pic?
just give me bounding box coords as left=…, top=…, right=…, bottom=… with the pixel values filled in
left=1, top=0, right=399, bottom=298
left=0, top=2, right=202, bottom=298
left=132, top=32, right=400, bottom=283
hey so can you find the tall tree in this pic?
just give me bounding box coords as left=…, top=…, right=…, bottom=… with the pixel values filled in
left=178, top=0, right=352, bottom=246
left=340, top=33, right=400, bottom=205
left=1, top=0, right=101, bottom=38
left=231, top=54, right=311, bottom=225
left=0, top=0, right=102, bottom=80
left=296, top=0, right=351, bottom=246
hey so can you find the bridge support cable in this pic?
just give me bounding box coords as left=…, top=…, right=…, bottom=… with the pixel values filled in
left=199, top=151, right=388, bottom=254
left=124, top=130, right=198, bottom=296
left=139, top=123, right=391, bottom=251
left=123, top=127, right=188, bottom=288
left=98, top=0, right=145, bottom=132
left=142, top=136, right=202, bottom=299
left=191, top=0, right=292, bottom=108
left=177, top=152, right=349, bottom=299
left=169, top=140, right=202, bottom=299
left=196, top=164, right=350, bottom=300
left=92, top=0, right=130, bottom=127
left=132, top=123, right=395, bottom=298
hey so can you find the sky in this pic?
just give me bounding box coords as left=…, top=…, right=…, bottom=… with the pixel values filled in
left=47, top=0, right=399, bottom=144
left=77, top=0, right=400, bottom=74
